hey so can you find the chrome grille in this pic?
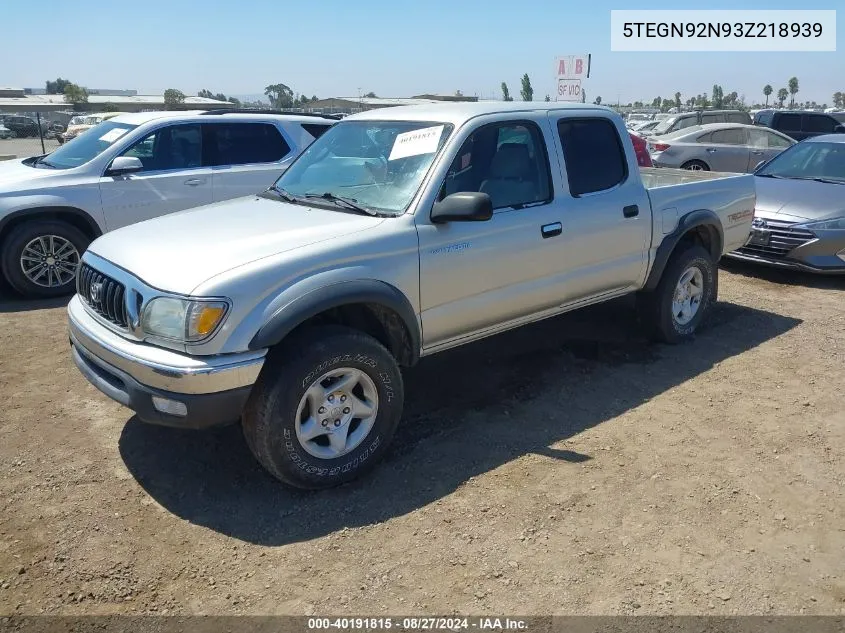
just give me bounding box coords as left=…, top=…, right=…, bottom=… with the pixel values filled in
left=737, top=218, right=816, bottom=259
left=76, top=263, right=129, bottom=328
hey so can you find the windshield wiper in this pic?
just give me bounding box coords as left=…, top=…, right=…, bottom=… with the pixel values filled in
left=265, top=185, right=302, bottom=203
left=806, top=177, right=844, bottom=185
left=34, top=156, right=57, bottom=169
left=304, top=192, right=380, bottom=217
left=755, top=173, right=786, bottom=179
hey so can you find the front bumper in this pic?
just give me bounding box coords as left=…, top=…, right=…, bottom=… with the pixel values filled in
left=68, top=295, right=266, bottom=428
left=726, top=230, right=845, bottom=275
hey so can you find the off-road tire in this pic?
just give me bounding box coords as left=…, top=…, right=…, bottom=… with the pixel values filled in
left=242, top=325, right=404, bottom=489
left=1, top=220, right=90, bottom=298
left=637, top=243, right=716, bottom=344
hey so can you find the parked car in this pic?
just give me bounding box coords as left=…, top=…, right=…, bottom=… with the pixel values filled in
left=727, top=134, right=845, bottom=273
left=630, top=120, right=661, bottom=135
left=753, top=109, right=845, bottom=141
left=0, top=124, right=14, bottom=140
left=0, top=109, right=338, bottom=297
left=641, top=110, right=752, bottom=139
left=629, top=131, right=653, bottom=167
left=0, top=115, right=39, bottom=138
left=648, top=123, right=795, bottom=172
left=67, top=102, right=755, bottom=489
left=60, top=112, right=127, bottom=144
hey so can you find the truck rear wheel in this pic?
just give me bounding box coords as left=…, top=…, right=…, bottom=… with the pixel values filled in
left=637, top=243, right=715, bottom=344
left=1, top=220, right=90, bottom=298
left=242, top=325, right=404, bottom=489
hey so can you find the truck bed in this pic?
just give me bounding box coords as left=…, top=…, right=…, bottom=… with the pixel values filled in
left=640, top=167, right=756, bottom=256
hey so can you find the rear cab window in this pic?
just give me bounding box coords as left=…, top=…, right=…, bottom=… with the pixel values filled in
left=557, top=118, right=627, bottom=196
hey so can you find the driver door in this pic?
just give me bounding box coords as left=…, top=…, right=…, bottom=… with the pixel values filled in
left=99, top=123, right=212, bottom=231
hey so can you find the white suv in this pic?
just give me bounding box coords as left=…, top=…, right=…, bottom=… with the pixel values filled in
left=0, top=109, right=337, bottom=298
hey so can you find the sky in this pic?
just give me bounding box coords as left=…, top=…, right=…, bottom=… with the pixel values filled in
left=1, top=0, right=842, bottom=105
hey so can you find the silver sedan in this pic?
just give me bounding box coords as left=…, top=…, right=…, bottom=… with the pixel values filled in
left=648, top=123, right=795, bottom=173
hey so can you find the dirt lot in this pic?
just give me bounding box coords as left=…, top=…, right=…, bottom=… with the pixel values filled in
left=0, top=261, right=843, bottom=616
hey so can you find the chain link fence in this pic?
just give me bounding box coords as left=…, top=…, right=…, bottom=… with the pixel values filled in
left=0, top=111, right=70, bottom=160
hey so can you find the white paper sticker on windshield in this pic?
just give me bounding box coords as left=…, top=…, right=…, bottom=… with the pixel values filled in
left=99, top=128, right=129, bottom=143
left=388, top=125, right=444, bottom=161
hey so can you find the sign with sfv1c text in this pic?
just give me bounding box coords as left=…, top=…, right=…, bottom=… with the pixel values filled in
left=555, top=54, right=591, bottom=101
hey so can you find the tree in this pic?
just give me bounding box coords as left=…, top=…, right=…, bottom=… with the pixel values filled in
left=363, top=91, right=377, bottom=98
left=763, top=84, right=773, bottom=106
left=834, top=92, right=844, bottom=108
left=163, top=88, right=186, bottom=110
left=63, top=83, right=88, bottom=105
left=197, top=89, right=214, bottom=99
left=544, top=94, right=550, bottom=102
left=711, top=85, right=724, bottom=108
left=264, top=83, right=294, bottom=109
left=46, top=78, right=72, bottom=95
left=674, top=92, right=681, bottom=110
left=788, top=77, right=799, bottom=107
left=501, top=82, right=512, bottom=101
left=777, top=88, right=788, bottom=107
left=520, top=73, right=534, bottom=101
left=594, top=96, right=602, bottom=105
left=100, top=103, right=118, bottom=112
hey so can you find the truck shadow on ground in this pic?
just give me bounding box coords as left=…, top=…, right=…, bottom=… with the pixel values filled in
left=118, top=297, right=801, bottom=546
left=720, top=259, right=845, bottom=291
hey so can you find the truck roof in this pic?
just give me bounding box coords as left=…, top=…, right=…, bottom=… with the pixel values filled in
left=346, top=101, right=617, bottom=126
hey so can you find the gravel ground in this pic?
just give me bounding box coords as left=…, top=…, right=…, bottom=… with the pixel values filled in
left=0, top=260, right=843, bottom=616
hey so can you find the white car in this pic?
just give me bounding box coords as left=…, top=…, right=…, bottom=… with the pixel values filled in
left=0, top=109, right=337, bottom=297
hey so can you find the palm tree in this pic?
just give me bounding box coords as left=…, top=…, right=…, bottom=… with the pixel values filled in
left=788, top=77, right=799, bottom=107
left=777, top=88, right=788, bottom=107
left=763, top=85, right=772, bottom=106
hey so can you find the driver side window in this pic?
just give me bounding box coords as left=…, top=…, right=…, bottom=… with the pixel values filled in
left=438, top=121, right=551, bottom=210
left=120, top=124, right=202, bottom=172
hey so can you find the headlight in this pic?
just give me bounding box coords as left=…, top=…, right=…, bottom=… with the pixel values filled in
left=796, top=216, right=845, bottom=231
left=141, top=297, right=228, bottom=342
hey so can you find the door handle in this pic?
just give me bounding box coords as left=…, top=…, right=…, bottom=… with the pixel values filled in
left=541, top=222, right=562, bottom=238
left=706, top=148, right=717, bottom=153
left=751, top=150, right=764, bottom=155
left=184, top=178, right=205, bottom=186
left=623, top=205, right=639, bottom=218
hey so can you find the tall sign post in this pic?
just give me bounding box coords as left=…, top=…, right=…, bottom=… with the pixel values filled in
left=554, top=54, right=591, bottom=102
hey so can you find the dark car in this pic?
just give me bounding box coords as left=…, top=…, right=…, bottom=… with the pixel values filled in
left=753, top=109, right=845, bottom=141
left=726, top=134, right=845, bottom=274
left=0, top=115, right=40, bottom=138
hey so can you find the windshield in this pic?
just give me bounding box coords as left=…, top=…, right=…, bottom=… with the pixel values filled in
left=41, top=120, right=137, bottom=169
left=651, top=116, right=679, bottom=135
left=273, top=120, right=453, bottom=215
left=757, top=141, right=845, bottom=183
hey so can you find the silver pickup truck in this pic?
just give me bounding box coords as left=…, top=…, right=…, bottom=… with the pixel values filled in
left=68, top=102, right=755, bottom=489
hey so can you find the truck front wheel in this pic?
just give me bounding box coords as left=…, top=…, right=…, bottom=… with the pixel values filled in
left=242, top=325, right=404, bottom=489
left=637, top=243, right=716, bottom=344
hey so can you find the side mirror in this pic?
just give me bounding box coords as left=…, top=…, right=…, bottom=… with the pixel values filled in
left=106, top=156, right=143, bottom=176
left=835, top=125, right=845, bottom=134
left=431, top=192, right=493, bottom=224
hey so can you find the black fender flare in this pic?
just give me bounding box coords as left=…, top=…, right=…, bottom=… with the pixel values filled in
left=248, top=279, right=421, bottom=364
left=644, top=209, right=723, bottom=292
left=0, top=206, right=102, bottom=241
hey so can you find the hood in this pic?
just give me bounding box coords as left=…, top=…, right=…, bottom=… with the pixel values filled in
left=87, top=195, right=386, bottom=293
left=0, top=158, right=62, bottom=188
left=753, top=176, right=845, bottom=222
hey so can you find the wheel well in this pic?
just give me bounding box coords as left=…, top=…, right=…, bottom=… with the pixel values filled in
left=288, top=302, right=416, bottom=367
left=0, top=207, right=101, bottom=247
left=682, top=159, right=709, bottom=170
left=677, top=224, right=720, bottom=261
